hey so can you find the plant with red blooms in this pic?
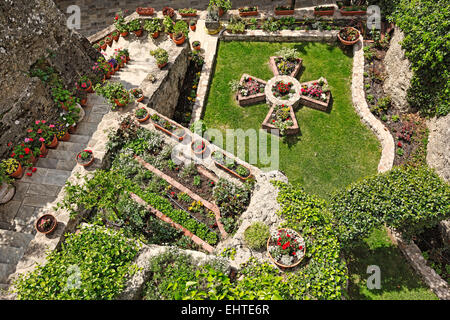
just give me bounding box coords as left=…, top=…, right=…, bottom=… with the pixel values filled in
left=272, top=80, right=294, bottom=98
left=238, top=76, right=265, bottom=97
left=268, top=228, right=305, bottom=267
left=11, top=143, right=34, bottom=166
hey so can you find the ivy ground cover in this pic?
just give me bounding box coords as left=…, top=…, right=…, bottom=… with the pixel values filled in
left=203, top=41, right=381, bottom=199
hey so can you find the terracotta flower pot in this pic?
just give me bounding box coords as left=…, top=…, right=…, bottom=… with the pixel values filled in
left=218, top=7, right=225, bottom=17
left=152, top=31, right=160, bottom=39
left=58, top=131, right=70, bottom=142
left=120, top=31, right=129, bottom=37
left=35, top=214, right=58, bottom=235
left=76, top=151, right=94, bottom=167
left=40, top=143, right=48, bottom=157
left=314, top=9, right=335, bottom=16
left=134, top=29, right=143, bottom=37
left=136, top=7, right=155, bottom=16
left=68, top=125, right=77, bottom=134
left=46, top=135, right=59, bottom=149
left=340, top=8, right=367, bottom=16
left=0, top=183, right=16, bottom=204
left=136, top=95, right=144, bottom=102
left=191, top=140, right=207, bottom=155
left=338, top=26, right=360, bottom=46
left=267, top=228, right=306, bottom=269
left=157, top=62, right=168, bottom=69
left=106, top=72, right=111, bottom=79
left=239, top=8, right=258, bottom=17
left=80, top=98, right=88, bottom=106
left=136, top=111, right=150, bottom=123
left=190, top=25, right=196, bottom=32
left=275, top=8, right=295, bottom=15
left=9, top=162, right=23, bottom=179
left=193, top=43, right=200, bottom=51
left=173, top=33, right=186, bottom=45
left=114, top=99, right=127, bottom=107
left=100, top=43, right=107, bottom=50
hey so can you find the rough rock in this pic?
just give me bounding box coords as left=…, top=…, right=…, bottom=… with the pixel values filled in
left=383, top=27, right=414, bottom=114
left=427, top=114, right=450, bottom=183
left=216, top=170, right=288, bottom=268
left=0, top=0, right=100, bottom=159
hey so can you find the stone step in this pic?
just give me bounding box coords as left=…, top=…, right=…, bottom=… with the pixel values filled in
left=47, top=149, right=77, bottom=161
left=58, top=141, right=86, bottom=153
left=69, top=134, right=90, bottom=144
left=20, top=168, right=71, bottom=187
left=0, top=263, right=16, bottom=283
left=76, top=122, right=99, bottom=136
left=0, top=246, right=24, bottom=265
left=36, top=158, right=59, bottom=169
left=36, top=157, right=77, bottom=171
left=0, top=230, right=34, bottom=248
left=0, top=282, right=9, bottom=292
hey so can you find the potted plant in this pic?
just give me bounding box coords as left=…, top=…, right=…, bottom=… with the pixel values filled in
left=93, top=43, right=100, bottom=52
left=35, top=214, right=58, bottom=235
left=2, top=158, right=23, bottom=179
left=93, top=81, right=129, bottom=109
left=163, top=15, right=175, bottom=38
left=162, top=6, right=175, bottom=18
left=99, top=40, right=107, bottom=51
left=209, top=0, right=232, bottom=17
left=238, top=6, right=258, bottom=17
left=76, top=75, right=93, bottom=93
left=192, top=40, right=201, bottom=51
left=128, top=19, right=143, bottom=37
left=340, top=4, right=367, bottom=16
left=191, top=139, right=207, bottom=155
left=114, top=11, right=128, bottom=36
left=54, top=121, right=71, bottom=142
left=150, top=113, right=186, bottom=141
left=338, top=26, right=360, bottom=45
left=136, top=7, right=154, bottom=16
left=114, top=91, right=131, bottom=108
left=274, top=5, right=295, bottom=15
left=150, top=48, right=169, bottom=68
left=76, top=149, right=94, bottom=167
left=173, top=20, right=188, bottom=45
left=105, top=35, right=113, bottom=47
left=267, top=228, right=306, bottom=268
left=11, top=143, right=36, bottom=167
left=314, top=5, right=336, bottom=16
left=0, top=162, right=15, bottom=204
left=143, top=18, right=162, bottom=38
left=211, top=151, right=251, bottom=181
left=111, top=30, right=120, bottom=41
left=130, top=88, right=144, bottom=102
left=51, top=86, right=73, bottom=111
left=32, top=120, right=58, bottom=149
left=135, top=107, right=150, bottom=122
left=189, top=20, right=197, bottom=31
left=179, top=8, right=197, bottom=17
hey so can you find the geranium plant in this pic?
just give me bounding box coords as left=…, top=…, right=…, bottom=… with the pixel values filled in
left=268, top=229, right=305, bottom=267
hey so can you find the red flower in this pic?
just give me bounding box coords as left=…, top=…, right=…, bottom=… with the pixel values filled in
left=11, top=153, right=15, bottom=157
left=26, top=172, right=32, bottom=177
left=32, top=168, right=37, bottom=173
left=115, top=16, right=118, bottom=20
left=39, top=155, right=44, bottom=158
left=19, top=155, right=24, bottom=159
left=397, top=142, right=402, bottom=147
left=24, top=148, right=30, bottom=154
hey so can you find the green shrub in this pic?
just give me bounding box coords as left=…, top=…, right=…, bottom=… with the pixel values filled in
left=330, top=166, right=450, bottom=244
left=14, top=226, right=139, bottom=300
left=244, top=222, right=270, bottom=250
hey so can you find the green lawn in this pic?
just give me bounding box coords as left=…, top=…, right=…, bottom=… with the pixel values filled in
left=346, top=227, right=438, bottom=300
left=202, top=41, right=381, bottom=199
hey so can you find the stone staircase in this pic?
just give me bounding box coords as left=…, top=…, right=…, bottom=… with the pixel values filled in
left=0, top=95, right=111, bottom=291
left=0, top=230, right=34, bottom=290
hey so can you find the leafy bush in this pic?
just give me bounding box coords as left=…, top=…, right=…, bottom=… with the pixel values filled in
left=14, top=226, right=139, bottom=300
left=244, top=222, right=270, bottom=250
left=388, top=0, right=450, bottom=116
left=330, top=166, right=450, bottom=244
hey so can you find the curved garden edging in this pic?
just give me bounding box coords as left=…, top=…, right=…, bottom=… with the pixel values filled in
left=352, top=37, right=395, bottom=173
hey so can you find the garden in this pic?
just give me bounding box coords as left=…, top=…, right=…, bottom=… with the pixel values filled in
left=2, top=0, right=449, bottom=302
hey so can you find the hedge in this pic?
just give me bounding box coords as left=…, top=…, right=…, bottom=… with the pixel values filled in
left=330, top=166, right=450, bottom=244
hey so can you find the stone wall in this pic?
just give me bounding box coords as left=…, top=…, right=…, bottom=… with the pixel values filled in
left=0, top=0, right=99, bottom=159
left=53, top=0, right=334, bottom=36
left=382, top=27, right=414, bottom=114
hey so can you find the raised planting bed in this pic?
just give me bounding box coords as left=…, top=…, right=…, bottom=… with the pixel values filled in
left=274, top=6, right=295, bottom=15
left=150, top=113, right=186, bottom=141
left=262, top=105, right=299, bottom=136
left=269, top=56, right=303, bottom=78
left=211, top=150, right=252, bottom=182
left=314, top=6, right=336, bottom=16
left=236, top=73, right=267, bottom=107
left=239, top=6, right=258, bottom=17
left=267, top=228, right=306, bottom=269
left=265, top=75, right=302, bottom=108
left=134, top=155, right=228, bottom=239
left=299, top=78, right=332, bottom=112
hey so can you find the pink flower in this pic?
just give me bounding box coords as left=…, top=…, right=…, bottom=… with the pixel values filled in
left=35, top=120, right=40, bottom=125
left=41, top=120, right=46, bottom=124
left=39, top=137, right=45, bottom=142
left=49, top=124, right=55, bottom=128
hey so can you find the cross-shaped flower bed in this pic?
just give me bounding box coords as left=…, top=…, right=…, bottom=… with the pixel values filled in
left=299, top=77, right=332, bottom=112
left=235, top=74, right=267, bottom=107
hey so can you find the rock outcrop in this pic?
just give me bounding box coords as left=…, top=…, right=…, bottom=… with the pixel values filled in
left=383, top=27, right=414, bottom=114
left=0, top=0, right=99, bottom=159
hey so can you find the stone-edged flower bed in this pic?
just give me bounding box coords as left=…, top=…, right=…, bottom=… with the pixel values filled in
left=211, top=150, right=252, bottom=181
left=265, top=75, right=301, bottom=108
left=267, top=228, right=306, bottom=269
left=150, top=113, right=186, bottom=141
left=262, top=105, right=299, bottom=136
left=272, top=80, right=295, bottom=100
left=299, top=78, right=331, bottom=112
left=269, top=56, right=303, bottom=78
left=235, top=74, right=267, bottom=107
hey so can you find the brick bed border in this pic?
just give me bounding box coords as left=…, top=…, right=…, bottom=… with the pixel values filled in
left=130, top=193, right=215, bottom=253
left=236, top=73, right=267, bottom=107
left=134, top=155, right=228, bottom=239
left=261, top=106, right=300, bottom=136
left=269, top=56, right=303, bottom=78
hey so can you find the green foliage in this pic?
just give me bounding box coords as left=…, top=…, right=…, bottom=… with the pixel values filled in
left=143, top=18, right=162, bottom=33
left=389, top=0, right=450, bottom=116
left=213, top=178, right=252, bottom=218
left=14, top=226, right=139, bottom=300
left=244, top=222, right=270, bottom=250
left=330, top=166, right=450, bottom=244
